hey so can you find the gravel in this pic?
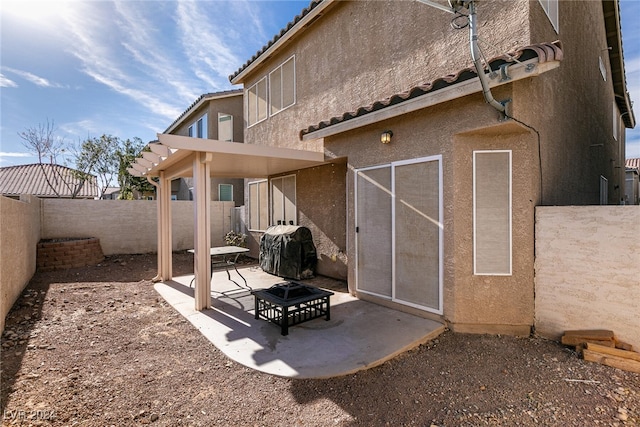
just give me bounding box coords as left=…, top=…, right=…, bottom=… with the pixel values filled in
left=1, top=253, right=638, bottom=426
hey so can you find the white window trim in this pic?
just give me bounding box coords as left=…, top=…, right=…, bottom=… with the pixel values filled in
left=353, top=155, right=444, bottom=315
left=268, top=55, right=296, bottom=118
left=538, top=0, right=559, bottom=33
left=188, top=113, right=208, bottom=138
left=248, top=179, right=268, bottom=231
left=473, top=150, right=513, bottom=276
left=599, top=56, right=607, bottom=82
left=218, top=183, right=233, bottom=202
left=600, top=175, right=608, bottom=205
left=613, top=102, right=619, bottom=141
left=246, top=77, right=268, bottom=128
left=270, top=174, right=297, bottom=226
left=217, top=113, right=233, bottom=142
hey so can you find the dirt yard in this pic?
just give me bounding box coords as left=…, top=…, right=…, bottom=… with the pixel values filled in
left=1, top=252, right=638, bottom=426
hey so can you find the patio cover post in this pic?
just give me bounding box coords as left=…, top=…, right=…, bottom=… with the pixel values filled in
left=193, top=152, right=212, bottom=310
left=158, top=171, right=173, bottom=280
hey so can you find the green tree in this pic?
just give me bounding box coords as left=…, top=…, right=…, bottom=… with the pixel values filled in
left=116, top=138, right=155, bottom=199
left=71, top=134, right=120, bottom=199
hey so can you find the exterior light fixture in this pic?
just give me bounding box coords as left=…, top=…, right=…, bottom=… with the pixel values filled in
left=381, top=130, right=393, bottom=144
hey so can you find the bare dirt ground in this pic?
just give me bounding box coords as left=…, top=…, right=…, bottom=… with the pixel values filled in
left=1, top=252, right=639, bottom=426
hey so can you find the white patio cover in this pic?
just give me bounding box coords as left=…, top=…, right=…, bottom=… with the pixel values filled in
left=129, top=134, right=325, bottom=310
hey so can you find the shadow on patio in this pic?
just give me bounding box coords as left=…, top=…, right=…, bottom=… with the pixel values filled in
left=154, top=265, right=445, bottom=379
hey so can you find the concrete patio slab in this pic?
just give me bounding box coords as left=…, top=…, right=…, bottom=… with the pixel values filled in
left=154, top=265, right=445, bottom=379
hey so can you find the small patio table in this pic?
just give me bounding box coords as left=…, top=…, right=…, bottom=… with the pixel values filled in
left=188, top=246, right=250, bottom=288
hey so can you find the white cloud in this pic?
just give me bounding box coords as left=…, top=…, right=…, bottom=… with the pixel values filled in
left=0, top=152, right=32, bottom=157
left=3, top=67, right=66, bottom=88
left=0, top=73, right=18, bottom=88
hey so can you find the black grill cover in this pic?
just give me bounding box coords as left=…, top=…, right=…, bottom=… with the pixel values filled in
left=259, top=225, right=317, bottom=280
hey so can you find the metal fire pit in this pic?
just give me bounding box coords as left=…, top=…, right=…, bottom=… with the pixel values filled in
left=252, top=282, right=334, bottom=336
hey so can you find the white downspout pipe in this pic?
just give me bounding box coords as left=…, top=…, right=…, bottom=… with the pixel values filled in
left=468, top=1, right=505, bottom=114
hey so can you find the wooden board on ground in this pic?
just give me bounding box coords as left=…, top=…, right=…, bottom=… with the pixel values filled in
left=561, top=330, right=615, bottom=347
left=583, top=349, right=640, bottom=374
left=585, top=342, right=640, bottom=362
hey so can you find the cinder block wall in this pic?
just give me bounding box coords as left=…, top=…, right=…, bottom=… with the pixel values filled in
left=37, top=237, right=105, bottom=271
left=0, top=195, right=41, bottom=332
left=535, top=206, right=640, bottom=350
left=41, top=199, right=236, bottom=255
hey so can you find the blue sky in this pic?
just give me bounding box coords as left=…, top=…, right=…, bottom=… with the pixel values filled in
left=1, top=0, right=640, bottom=168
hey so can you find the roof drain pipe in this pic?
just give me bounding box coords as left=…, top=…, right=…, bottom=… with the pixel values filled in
left=467, top=1, right=507, bottom=117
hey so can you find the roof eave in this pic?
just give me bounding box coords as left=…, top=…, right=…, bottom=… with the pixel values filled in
left=229, top=0, right=335, bottom=85
left=603, top=0, right=636, bottom=129
left=301, top=57, right=560, bottom=141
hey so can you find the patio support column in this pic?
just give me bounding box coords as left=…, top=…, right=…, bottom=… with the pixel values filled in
left=193, top=152, right=212, bottom=310
left=158, top=171, right=173, bottom=280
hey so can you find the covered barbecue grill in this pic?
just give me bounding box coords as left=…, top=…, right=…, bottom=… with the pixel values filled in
left=259, top=225, right=317, bottom=280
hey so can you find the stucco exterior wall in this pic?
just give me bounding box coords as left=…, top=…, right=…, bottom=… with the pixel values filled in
left=326, top=88, right=537, bottom=334
left=0, top=195, right=41, bottom=333
left=535, top=206, right=640, bottom=350
left=173, top=94, right=244, bottom=143
left=524, top=0, right=625, bottom=205
left=41, top=200, right=235, bottom=255
left=242, top=0, right=530, bottom=152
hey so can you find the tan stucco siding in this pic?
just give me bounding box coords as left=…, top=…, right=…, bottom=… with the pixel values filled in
left=324, top=86, right=540, bottom=332
left=0, top=195, right=41, bottom=333
left=242, top=0, right=531, bottom=152
left=526, top=0, right=625, bottom=205
left=173, top=96, right=244, bottom=143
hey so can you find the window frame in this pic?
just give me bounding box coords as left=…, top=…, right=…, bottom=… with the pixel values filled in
left=218, top=183, right=233, bottom=202
left=218, top=112, right=233, bottom=142
left=248, top=179, right=268, bottom=231
left=538, top=0, right=559, bottom=33
left=473, top=150, right=513, bottom=276
left=246, top=77, right=268, bottom=128
left=270, top=174, right=297, bottom=226
left=188, top=113, right=208, bottom=138
left=269, top=55, right=296, bottom=117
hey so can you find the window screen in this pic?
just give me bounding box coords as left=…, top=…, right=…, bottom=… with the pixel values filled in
left=247, top=77, right=267, bottom=126
left=271, top=175, right=296, bottom=225
left=269, top=56, right=295, bottom=116
left=218, top=113, right=233, bottom=142
left=249, top=180, right=268, bottom=230
left=473, top=150, right=512, bottom=275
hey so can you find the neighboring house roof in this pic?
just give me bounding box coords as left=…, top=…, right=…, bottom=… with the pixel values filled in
left=626, top=158, right=640, bottom=171
left=300, top=41, right=564, bottom=140
left=229, top=0, right=331, bottom=84
left=164, top=89, right=243, bottom=134
left=0, top=163, right=98, bottom=199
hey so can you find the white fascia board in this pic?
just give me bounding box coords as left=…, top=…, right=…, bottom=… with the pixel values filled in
left=229, top=0, right=335, bottom=85
left=302, top=58, right=560, bottom=141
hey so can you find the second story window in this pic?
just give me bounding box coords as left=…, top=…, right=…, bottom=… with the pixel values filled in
left=269, top=56, right=296, bottom=116
left=538, top=0, right=558, bottom=33
left=247, top=77, right=267, bottom=127
left=218, top=113, right=233, bottom=142
left=188, top=114, right=208, bottom=138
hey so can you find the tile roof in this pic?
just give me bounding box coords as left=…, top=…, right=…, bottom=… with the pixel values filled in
left=163, top=89, right=243, bottom=134
left=0, top=163, right=98, bottom=199
left=299, top=41, right=564, bottom=140
left=228, top=0, right=324, bottom=83
left=626, top=158, right=640, bottom=171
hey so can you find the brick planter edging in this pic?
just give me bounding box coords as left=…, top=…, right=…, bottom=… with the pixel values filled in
left=37, top=238, right=105, bottom=272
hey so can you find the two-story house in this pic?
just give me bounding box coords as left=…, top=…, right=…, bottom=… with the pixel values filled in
left=163, top=89, right=245, bottom=205
left=226, top=0, right=635, bottom=335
